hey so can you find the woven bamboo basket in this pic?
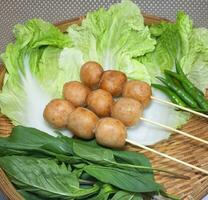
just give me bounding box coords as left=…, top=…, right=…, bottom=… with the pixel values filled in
left=0, top=14, right=208, bottom=200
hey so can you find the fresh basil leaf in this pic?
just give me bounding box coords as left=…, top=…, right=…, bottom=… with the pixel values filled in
left=9, top=126, right=59, bottom=147
left=0, top=146, right=29, bottom=156
left=72, top=168, right=83, bottom=178
left=73, top=141, right=115, bottom=164
left=14, top=126, right=74, bottom=155
left=79, top=172, right=97, bottom=185
left=84, top=164, right=162, bottom=193
left=113, top=151, right=151, bottom=167
left=0, top=156, right=99, bottom=199
left=89, top=184, right=116, bottom=200
left=17, top=190, right=44, bottom=200
left=73, top=163, right=87, bottom=169
left=0, top=126, right=73, bottom=155
left=111, top=191, right=143, bottom=200
left=113, top=151, right=154, bottom=180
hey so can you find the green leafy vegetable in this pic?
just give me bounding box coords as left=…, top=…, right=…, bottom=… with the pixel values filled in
left=84, top=164, right=162, bottom=193
left=18, top=190, right=44, bottom=200
left=0, top=126, right=183, bottom=199
left=138, top=12, right=192, bottom=82
left=0, top=126, right=73, bottom=156
left=72, top=140, right=115, bottom=164
left=138, top=11, right=208, bottom=93
left=0, top=19, right=72, bottom=136
left=0, top=156, right=99, bottom=199
left=113, top=150, right=154, bottom=180
left=181, top=28, right=208, bottom=93
left=0, top=126, right=184, bottom=179
left=63, top=0, right=155, bottom=84
left=113, top=150, right=152, bottom=169
left=89, top=184, right=116, bottom=200
left=111, top=191, right=143, bottom=200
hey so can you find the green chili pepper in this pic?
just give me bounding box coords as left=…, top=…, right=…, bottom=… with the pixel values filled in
left=156, top=76, right=198, bottom=108
left=175, top=60, right=204, bottom=96
left=152, top=83, right=187, bottom=107
left=181, top=82, right=208, bottom=109
left=164, top=70, right=208, bottom=110
left=164, top=70, right=181, bottom=80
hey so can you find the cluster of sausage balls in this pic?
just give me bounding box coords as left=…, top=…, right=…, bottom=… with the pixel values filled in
left=44, top=61, right=152, bottom=148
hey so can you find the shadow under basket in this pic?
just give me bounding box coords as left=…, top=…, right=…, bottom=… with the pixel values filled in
left=0, top=14, right=208, bottom=200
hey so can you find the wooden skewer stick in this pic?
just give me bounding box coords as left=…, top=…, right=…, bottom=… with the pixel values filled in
left=140, top=117, right=208, bottom=145
left=126, top=139, right=208, bottom=175
left=151, top=96, right=208, bottom=119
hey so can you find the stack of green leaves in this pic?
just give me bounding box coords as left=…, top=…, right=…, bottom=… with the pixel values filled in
left=0, top=126, right=179, bottom=200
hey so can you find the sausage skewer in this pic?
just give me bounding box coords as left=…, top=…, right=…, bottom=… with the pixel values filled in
left=48, top=63, right=208, bottom=175
left=111, top=97, right=208, bottom=145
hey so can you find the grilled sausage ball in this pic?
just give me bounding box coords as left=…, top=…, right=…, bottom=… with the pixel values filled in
left=43, top=99, right=75, bottom=128
left=99, top=70, right=127, bottom=97
left=111, top=97, right=143, bottom=126
left=67, top=107, right=98, bottom=139
left=122, top=80, right=152, bottom=107
left=87, top=89, right=113, bottom=117
left=80, top=61, right=104, bottom=89
left=63, top=81, right=90, bottom=107
left=95, top=117, right=127, bottom=149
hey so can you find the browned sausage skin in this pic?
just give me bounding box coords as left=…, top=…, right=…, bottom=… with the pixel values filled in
left=63, top=81, right=90, bottom=107
left=67, top=107, right=98, bottom=139
left=99, top=70, right=127, bottom=97
left=87, top=89, right=113, bottom=117
left=43, top=99, right=75, bottom=128
left=111, top=97, right=143, bottom=126
left=122, top=80, right=152, bottom=107
left=80, top=61, right=103, bottom=89
left=95, top=117, right=127, bottom=148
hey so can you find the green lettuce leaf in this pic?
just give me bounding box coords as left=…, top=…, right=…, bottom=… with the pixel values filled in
left=138, top=11, right=208, bottom=92
left=0, top=19, right=72, bottom=135
left=181, top=28, right=208, bottom=92
left=13, top=19, right=70, bottom=49
left=138, top=11, right=192, bottom=82
left=65, top=0, right=155, bottom=83
left=59, top=47, right=84, bottom=82
left=129, top=12, right=192, bottom=145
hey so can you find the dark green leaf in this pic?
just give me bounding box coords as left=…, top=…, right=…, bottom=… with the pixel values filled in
left=72, top=168, right=83, bottom=178
left=0, top=126, right=166, bottom=199
left=84, top=164, right=162, bottom=193
left=0, top=156, right=99, bottom=199
left=73, top=141, right=115, bottom=164
left=73, top=163, right=87, bottom=169
left=113, top=151, right=154, bottom=180
left=17, top=190, right=44, bottom=200
left=0, top=141, right=82, bottom=164
left=89, top=184, right=116, bottom=200
left=0, top=147, right=29, bottom=156
left=113, top=151, right=151, bottom=167
left=111, top=191, right=143, bottom=200
left=0, top=126, right=73, bottom=155
left=0, top=126, right=84, bottom=163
